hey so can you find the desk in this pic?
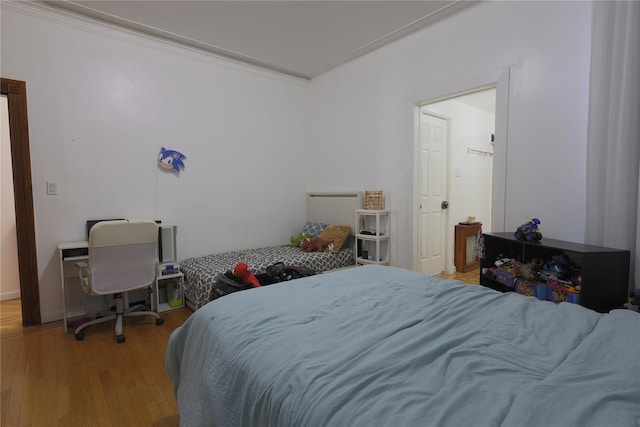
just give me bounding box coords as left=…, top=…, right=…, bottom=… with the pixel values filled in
left=454, top=222, right=482, bottom=273
left=59, top=223, right=178, bottom=333
left=58, top=241, right=88, bottom=333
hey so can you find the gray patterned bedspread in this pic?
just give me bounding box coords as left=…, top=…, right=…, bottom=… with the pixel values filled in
left=180, top=246, right=354, bottom=310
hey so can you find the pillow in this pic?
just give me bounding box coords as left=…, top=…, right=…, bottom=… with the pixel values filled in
left=319, top=225, right=352, bottom=253
left=343, top=234, right=355, bottom=250
left=302, top=221, right=328, bottom=238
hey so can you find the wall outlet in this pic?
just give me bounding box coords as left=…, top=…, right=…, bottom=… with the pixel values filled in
left=47, top=181, right=57, bottom=195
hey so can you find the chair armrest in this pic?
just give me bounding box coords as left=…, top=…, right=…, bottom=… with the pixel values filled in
left=75, top=262, right=89, bottom=291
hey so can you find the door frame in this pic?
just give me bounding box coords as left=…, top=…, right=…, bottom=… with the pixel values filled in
left=1, top=78, right=41, bottom=325
left=412, top=67, right=510, bottom=273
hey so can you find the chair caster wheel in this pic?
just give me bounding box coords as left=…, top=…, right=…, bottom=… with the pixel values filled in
left=74, top=332, right=85, bottom=341
left=156, top=317, right=165, bottom=326
left=116, top=335, right=126, bottom=343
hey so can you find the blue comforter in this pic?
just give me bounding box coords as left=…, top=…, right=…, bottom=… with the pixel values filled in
left=166, top=265, right=640, bottom=427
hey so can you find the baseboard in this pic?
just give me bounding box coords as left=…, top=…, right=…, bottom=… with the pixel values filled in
left=0, top=290, right=21, bottom=301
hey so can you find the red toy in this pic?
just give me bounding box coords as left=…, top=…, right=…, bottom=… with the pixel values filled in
left=233, top=262, right=261, bottom=288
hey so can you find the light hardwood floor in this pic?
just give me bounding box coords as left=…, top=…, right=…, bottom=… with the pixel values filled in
left=0, top=268, right=478, bottom=426
left=436, top=268, right=480, bottom=285
left=1, top=299, right=192, bottom=426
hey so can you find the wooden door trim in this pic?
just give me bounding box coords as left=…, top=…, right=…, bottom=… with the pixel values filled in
left=1, top=78, right=41, bottom=325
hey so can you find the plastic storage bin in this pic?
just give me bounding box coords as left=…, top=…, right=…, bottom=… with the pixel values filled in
left=166, top=279, right=183, bottom=308
left=547, top=278, right=580, bottom=305
left=495, top=265, right=517, bottom=288
left=514, top=279, right=547, bottom=299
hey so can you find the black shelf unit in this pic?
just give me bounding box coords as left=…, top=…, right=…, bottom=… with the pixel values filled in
left=479, top=232, right=630, bottom=313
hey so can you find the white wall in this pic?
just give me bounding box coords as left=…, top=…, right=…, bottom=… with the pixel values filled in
left=1, top=1, right=594, bottom=322
left=1, top=95, right=21, bottom=300
left=308, top=1, right=591, bottom=270
left=1, top=3, right=311, bottom=322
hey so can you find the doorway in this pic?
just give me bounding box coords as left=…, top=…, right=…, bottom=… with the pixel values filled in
left=416, top=87, right=499, bottom=275
left=412, top=67, right=510, bottom=276
left=1, top=78, right=40, bottom=326
left=1, top=95, right=21, bottom=302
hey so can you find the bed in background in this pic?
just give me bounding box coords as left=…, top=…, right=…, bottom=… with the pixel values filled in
left=180, top=192, right=363, bottom=310
left=166, top=265, right=640, bottom=427
left=180, top=245, right=354, bottom=310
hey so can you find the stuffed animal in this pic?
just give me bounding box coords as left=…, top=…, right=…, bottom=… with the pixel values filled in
left=233, top=262, right=261, bottom=288
left=521, top=258, right=542, bottom=280
left=301, top=237, right=331, bottom=252
left=283, top=232, right=312, bottom=248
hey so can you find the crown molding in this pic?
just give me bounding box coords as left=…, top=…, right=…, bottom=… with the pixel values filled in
left=309, top=1, right=479, bottom=78
left=2, top=1, right=310, bottom=82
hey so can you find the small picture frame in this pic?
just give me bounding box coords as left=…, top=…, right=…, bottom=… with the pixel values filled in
left=364, top=190, right=384, bottom=210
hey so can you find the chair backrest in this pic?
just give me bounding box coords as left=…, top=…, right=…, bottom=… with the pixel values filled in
left=87, top=220, right=158, bottom=295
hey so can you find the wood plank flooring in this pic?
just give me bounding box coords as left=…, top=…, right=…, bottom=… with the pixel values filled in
left=1, top=299, right=192, bottom=426
left=436, top=268, right=480, bottom=285
left=0, top=268, right=478, bottom=426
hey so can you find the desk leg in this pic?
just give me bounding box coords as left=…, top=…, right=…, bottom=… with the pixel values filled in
left=60, top=251, right=68, bottom=333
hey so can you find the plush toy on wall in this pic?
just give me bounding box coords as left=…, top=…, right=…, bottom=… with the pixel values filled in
left=301, top=237, right=332, bottom=252
left=233, top=262, right=261, bottom=288
left=158, top=147, right=186, bottom=175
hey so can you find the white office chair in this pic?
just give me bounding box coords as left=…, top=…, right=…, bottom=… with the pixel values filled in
left=74, top=220, right=164, bottom=343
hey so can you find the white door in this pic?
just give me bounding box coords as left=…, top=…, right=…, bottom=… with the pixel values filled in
left=419, top=112, right=448, bottom=275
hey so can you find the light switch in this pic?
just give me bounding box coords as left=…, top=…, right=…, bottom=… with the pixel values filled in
left=47, top=181, right=57, bottom=195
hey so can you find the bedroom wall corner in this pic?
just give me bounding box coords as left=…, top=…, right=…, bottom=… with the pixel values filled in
left=1, top=2, right=311, bottom=322
left=307, top=1, right=592, bottom=271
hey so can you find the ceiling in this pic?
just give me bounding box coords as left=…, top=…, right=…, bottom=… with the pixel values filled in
left=40, top=1, right=477, bottom=80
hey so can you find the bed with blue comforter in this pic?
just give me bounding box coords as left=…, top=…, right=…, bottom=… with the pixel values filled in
left=166, top=265, right=640, bottom=427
